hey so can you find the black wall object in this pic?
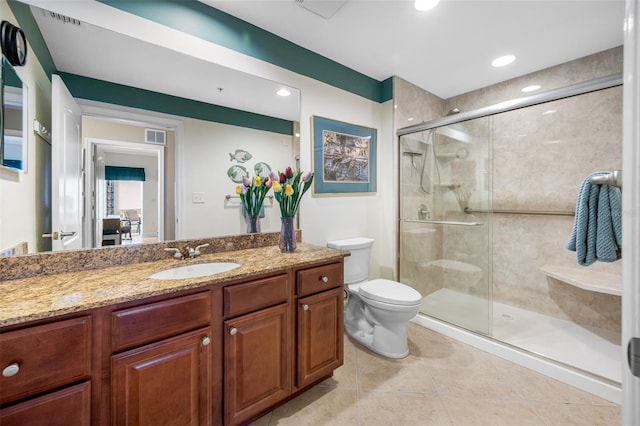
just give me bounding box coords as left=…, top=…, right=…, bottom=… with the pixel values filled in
left=1, top=21, right=27, bottom=66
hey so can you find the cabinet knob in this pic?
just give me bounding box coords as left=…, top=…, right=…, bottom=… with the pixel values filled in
left=201, top=336, right=211, bottom=346
left=2, top=363, right=19, bottom=377
left=302, top=304, right=309, bottom=311
left=229, top=327, right=238, bottom=336
left=321, top=276, right=329, bottom=283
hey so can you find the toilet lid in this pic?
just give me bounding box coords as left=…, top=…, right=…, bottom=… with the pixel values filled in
left=359, top=279, right=422, bottom=306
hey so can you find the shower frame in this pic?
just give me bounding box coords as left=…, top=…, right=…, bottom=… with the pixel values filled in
left=395, top=72, right=624, bottom=401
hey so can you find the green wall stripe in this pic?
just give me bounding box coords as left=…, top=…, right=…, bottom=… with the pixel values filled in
left=7, top=0, right=57, bottom=79
left=59, top=72, right=293, bottom=135
left=98, top=0, right=393, bottom=103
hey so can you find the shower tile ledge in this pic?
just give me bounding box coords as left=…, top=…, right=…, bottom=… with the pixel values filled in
left=540, top=264, right=621, bottom=296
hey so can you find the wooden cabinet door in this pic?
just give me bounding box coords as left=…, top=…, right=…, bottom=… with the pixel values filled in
left=224, top=303, right=290, bottom=426
left=297, top=288, right=344, bottom=389
left=111, top=328, right=212, bottom=426
left=0, top=381, right=91, bottom=426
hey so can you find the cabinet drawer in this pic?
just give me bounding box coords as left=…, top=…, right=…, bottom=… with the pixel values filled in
left=0, top=381, right=91, bottom=426
left=296, top=262, right=343, bottom=297
left=112, top=292, right=211, bottom=352
left=0, top=316, right=92, bottom=405
left=224, top=274, right=289, bottom=318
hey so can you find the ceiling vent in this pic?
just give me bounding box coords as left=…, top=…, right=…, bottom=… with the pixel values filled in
left=294, top=0, right=348, bottom=19
left=145, top=128, right=166, bottom=145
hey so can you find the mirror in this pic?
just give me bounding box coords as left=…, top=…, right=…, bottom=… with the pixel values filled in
left=0, top=4, right=300, bottom=255
left=1, top=57, right=27, bottom=172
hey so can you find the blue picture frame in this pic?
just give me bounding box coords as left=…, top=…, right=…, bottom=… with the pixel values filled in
left=311, top=115, right=377, bottom=195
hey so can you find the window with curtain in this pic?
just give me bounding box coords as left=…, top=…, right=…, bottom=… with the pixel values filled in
left=105, top=166, right=146, bottom=181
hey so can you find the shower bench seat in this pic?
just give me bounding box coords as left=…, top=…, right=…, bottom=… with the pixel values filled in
left=540, top=264, right=621, bottom=296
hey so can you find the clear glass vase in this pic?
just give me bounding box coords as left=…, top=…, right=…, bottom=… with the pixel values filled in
left=279, top=216, right=296, bottom=253
left=245, top=214, right=260, bottom=234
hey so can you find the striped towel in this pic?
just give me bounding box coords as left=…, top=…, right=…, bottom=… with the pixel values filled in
left=566, top=172, right=622, bottom=266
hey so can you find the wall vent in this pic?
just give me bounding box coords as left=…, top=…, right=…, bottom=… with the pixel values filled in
left=145, top=128, right=166, bottom=145
left=294, top=0, right=348, bottom=19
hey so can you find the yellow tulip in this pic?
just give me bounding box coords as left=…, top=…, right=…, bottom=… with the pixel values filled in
left=254, top=176, right=261, bottom=186
left=235, top=185, right=242, bottom=195
left=273, top=181, right=282, bottom=192
left=285, top=183, right=294, bottom=196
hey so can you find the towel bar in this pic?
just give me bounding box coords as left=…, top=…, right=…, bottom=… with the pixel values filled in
left=589, top=170, right=622, bottom=188
left=225, top=195, right=274, bottom=201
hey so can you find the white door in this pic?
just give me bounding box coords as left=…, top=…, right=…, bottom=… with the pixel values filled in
left=51, top=75, right=83, bottom=251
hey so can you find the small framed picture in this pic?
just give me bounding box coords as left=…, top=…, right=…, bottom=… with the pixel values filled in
left=311, top=115, right=377, bottom=195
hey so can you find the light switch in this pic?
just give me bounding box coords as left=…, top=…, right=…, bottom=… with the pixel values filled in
left=192, top=192, right=205, bottom=204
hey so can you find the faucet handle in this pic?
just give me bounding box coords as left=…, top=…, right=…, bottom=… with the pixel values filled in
left=194, top=243, right=210, bottom=256
left=164, top=247, right=182, bottom=259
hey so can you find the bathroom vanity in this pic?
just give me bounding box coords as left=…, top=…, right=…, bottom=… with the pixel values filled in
left=0, top=242, right=346, bottom=426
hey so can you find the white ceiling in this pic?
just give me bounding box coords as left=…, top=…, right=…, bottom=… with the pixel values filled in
left=205, top=0, right=625, bottom=99
left=27, top=0, right=625, bottom=120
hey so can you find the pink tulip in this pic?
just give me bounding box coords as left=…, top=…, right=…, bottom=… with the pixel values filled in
left=301, top=170, right=313, bottom=182
left=242, top=176, right=251, bottom=186
left=264, top=177, right=272, bottom=188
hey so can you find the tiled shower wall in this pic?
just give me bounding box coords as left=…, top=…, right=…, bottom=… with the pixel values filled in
left=395, top=46, right=623, bottom=334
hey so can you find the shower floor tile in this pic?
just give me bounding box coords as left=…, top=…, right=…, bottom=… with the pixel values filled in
left=422, top=288, right=621, bottom=383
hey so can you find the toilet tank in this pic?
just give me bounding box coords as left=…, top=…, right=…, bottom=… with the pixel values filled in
left=327, top=237, right=374, bottom=284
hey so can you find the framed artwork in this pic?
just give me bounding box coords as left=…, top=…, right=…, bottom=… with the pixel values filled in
left=311, top=115, right=377, bottom=195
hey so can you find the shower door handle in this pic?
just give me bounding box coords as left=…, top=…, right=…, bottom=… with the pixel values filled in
left=404, top=219, right=482, bottom=227
left=628, top=337, right=640, bottom=378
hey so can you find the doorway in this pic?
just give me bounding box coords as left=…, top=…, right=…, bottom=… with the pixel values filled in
left=88, top=138, right=164, bottom=248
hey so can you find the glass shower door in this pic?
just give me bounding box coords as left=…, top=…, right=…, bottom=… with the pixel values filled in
left=399, top=117, right=492, bottom=335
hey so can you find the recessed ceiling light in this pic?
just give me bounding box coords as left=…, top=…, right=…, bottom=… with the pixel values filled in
left=414, top=0, right=440, bottom=11
left=277, top=88, right=291, bottom=97
left=521, top=85, right=541, bottom=93
left=491, top=55, right=516, bottom=67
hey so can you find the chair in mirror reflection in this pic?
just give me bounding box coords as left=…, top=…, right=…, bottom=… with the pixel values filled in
left=124, top=209, right=142, bottom=236
left=101, top=217, right=121, bottom=246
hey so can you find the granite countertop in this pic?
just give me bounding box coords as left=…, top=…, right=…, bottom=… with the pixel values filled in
left=0, top=244, right=347, bottom=328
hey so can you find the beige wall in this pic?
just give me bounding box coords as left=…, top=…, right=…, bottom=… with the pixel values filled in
left=0, top=0, right=52, bottom=255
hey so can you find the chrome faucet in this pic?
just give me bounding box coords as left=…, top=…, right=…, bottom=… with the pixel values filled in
left=164, top=243, right=210, bottom=260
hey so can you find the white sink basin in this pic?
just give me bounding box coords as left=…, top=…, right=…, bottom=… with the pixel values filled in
left=150, top=262, right=240, bottom=280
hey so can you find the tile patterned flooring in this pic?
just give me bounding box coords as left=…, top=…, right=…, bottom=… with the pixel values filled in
left=250, top=323, right=620, bottom=426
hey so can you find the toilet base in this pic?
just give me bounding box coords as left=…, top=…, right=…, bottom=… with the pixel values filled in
left=345, top=322, right=410, bottom=359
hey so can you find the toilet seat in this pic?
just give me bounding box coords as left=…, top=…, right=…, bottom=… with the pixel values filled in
left=359, top=279, right=422, bottom=306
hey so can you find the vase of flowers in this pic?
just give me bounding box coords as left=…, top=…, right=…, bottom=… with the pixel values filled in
left=235, top=174, right=272, bottom=234
left=271, top=167, right=314, bottom=253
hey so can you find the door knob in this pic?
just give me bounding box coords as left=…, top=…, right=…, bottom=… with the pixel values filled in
left=59, top=230, right=77, bottom=238
left=321, top=276, right=329, bottom=283
left=229, top=327, right=238, bottom=336
left=302, top=304, right=309, bottom=311
left=201, top=336, right=211, bottom=346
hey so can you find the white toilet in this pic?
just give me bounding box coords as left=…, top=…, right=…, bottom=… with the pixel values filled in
left=327, top=237, right=422, bottom=359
